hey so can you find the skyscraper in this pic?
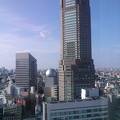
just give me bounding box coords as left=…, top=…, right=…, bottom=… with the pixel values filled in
left=59, top=0, right=95, bottom=101
left=16, top=53, right=37, bottom=90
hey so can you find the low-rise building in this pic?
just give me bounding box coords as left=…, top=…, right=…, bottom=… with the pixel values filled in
left=44, top=98, right=108, bottom=120
left=109, top=95, right=120, bottom=120
left=0, top=106, right=3, bottom=120
left=3, top=105, right=22, bottom=120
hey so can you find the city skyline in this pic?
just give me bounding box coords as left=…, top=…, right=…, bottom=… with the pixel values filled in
left=0, top=0, right=120, bottom=69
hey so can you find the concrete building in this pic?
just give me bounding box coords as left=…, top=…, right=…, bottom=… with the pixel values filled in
left=59, top=0, right=95, bottom=101
left=5, top=78, right=19, bottom=98
left=0, top=106, right=3, bottom=120
left=109, top=95, right=120, bottom=120
left=3, top=105, right=22, bottom=120
left=44, top=98, right=108, bottom=120
left=81, top=88, right=99, bottom=99
left=44, top=69, right=58, bottom=101
left=16, top=52, right=37, bottom=91
left=0, top=94, right=7, bottom=105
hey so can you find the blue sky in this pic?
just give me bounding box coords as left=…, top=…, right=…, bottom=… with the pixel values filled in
left=0, top=0, right=120, bottom=69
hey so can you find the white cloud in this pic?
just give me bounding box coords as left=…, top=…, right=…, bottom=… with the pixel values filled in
left=0, top=7, right=50, bottom=39
left=0, top=6, right=56, bottom=51
left=40, top=31, right=46, bottom=39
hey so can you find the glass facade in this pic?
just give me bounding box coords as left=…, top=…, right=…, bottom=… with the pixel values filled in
left=62, top=0, right=91, bottom=60
left=59, top=0, right=95, bottom=101
left=16, top=53, right=37, bottom=89
left=63, top=4, right=77, bottom=59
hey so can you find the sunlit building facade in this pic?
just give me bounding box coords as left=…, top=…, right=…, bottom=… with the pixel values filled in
left=45, top=98, right=108, bottom=120
left=59, top=0, right=95, bottom=101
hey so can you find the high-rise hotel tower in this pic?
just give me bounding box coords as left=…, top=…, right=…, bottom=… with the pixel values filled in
left=59, top=0, right=95, bottom=101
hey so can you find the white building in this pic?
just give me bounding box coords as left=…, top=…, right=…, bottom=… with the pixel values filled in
left=5, top=79, right=19, bottom=97
left=44, top=69, right=58, bottom=101
left=44, top=98, right=108, bottom=120
left=81, top=88, right=99, bottom=99
left=0, top=94, right=7, bottom=104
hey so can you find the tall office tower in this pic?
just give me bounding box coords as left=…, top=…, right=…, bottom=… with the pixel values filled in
left=16, top=53, right=37, bottom=90
left=59, top=0, right=95, bottom=101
